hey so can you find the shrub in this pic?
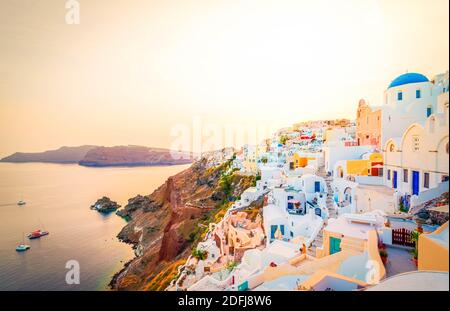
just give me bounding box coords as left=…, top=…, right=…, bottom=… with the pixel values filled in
left=191, top=249, right=208, bottom=260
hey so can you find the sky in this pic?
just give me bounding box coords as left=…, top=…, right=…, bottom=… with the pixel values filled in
left=0, top=0, right=448, bottom=157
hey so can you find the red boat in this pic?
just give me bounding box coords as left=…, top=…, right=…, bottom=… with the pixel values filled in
left=27, top=229, right=49, bottom=239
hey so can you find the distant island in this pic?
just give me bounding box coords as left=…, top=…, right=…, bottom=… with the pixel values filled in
left=0, top=145, right=193, bottom=167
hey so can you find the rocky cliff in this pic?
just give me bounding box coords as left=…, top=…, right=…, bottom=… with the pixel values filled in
left=111, top=150, right=255, bottom=290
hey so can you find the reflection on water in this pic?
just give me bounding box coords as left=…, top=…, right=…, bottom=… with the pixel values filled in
left=0, top=162, right=190, bottom=290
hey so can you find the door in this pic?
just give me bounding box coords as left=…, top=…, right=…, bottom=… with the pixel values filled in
left=412, top=171, right=420, bottom=195
left=314, top=181, right=321, bottom=193
left=330, top=237, right=341, bottom=255
left=393, top=171, right=398, bottom=189
left=371, top=162, right=382, bottom=176
left=315, top=208, right=321, bottom=217
left=270, top=225, right=278, bottom=239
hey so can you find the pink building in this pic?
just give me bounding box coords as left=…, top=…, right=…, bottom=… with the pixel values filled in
left=356, top=99, right=382, bottom=149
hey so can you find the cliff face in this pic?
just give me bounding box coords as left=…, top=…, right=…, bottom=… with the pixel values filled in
left=79, top=145, right=192, bottom=167
left=111, top=152, right=255, bottom=291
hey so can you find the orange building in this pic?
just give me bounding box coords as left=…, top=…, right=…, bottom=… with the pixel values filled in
left=356, top=99, right=382, bottom=149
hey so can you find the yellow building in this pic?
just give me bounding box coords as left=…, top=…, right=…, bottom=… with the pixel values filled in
left=418, top=221, right=449, bottom=272
left=345, top=153, right=383, bottom=177
left=288, top=153, right=316, bottom=170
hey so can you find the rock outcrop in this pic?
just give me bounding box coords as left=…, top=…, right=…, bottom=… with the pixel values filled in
left=116, top=195, right=161, bottom=219
left=91, top=196, right=121, bottom=213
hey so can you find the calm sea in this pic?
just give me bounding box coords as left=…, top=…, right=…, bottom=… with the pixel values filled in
left=0, top=162, right=190, bottom=290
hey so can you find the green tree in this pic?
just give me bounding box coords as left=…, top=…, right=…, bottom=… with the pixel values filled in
left=191, top=249, right=208, bottom=260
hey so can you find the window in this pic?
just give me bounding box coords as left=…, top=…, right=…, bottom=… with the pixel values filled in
left=424, top=172, right=430, bottom=189
left=403, top=169, right=408, bottom=183
left=389, top=144, right=395, bottom=152
left=412, top=135, right=420, bottom=152
left=416, top=89, right=421, bottom=98
left=290, top=231, right=294, bottom=238
left=442, top=175, right=449, bottom=182
left=397, top=91, right=403, bottom=101
left=426, top=106, right=432, bottom=117
left=387, top=169, right=391, bottom=180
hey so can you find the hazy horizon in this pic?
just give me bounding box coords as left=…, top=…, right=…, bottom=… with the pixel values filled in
left=1, top=0, right=449, bottom=158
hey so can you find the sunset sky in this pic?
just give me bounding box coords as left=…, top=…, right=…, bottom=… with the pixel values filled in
left=0, top=0, right=448, bottom=157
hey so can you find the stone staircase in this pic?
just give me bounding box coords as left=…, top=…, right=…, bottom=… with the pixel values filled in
left=307, top=229, right=323, bottom=257
left=307, top=166, right=339, bottom=257
left=317, top=166, right=337, bottom=219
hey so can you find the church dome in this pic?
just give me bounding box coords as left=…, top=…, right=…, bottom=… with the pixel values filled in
left=388, top=72, right=429, bottom=88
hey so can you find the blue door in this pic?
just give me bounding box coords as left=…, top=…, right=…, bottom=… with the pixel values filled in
left=393, top=171, right=398, bottom=189
left=315, top=208, right=321, bottom=217
left=314, top=181, right=321, bottom=192
left=270, top=225, right=277, bottom=239
left=412, top=171, right=420, bottom=195
left=330, top=237, right=341, bottom=255
left=280, top=225, right=285, bottom=235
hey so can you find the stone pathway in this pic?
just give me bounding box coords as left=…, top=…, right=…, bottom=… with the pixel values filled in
left=384, top=245, right=417, bottom=278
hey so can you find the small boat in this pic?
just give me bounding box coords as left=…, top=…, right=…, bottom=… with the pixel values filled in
left=16, top=232, right=30, bottom=252
left=17, top=200, right=26, bottom=206
left=27, top=229, right=49, bottom=239
left=16, top=244, right=31, bottom=252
